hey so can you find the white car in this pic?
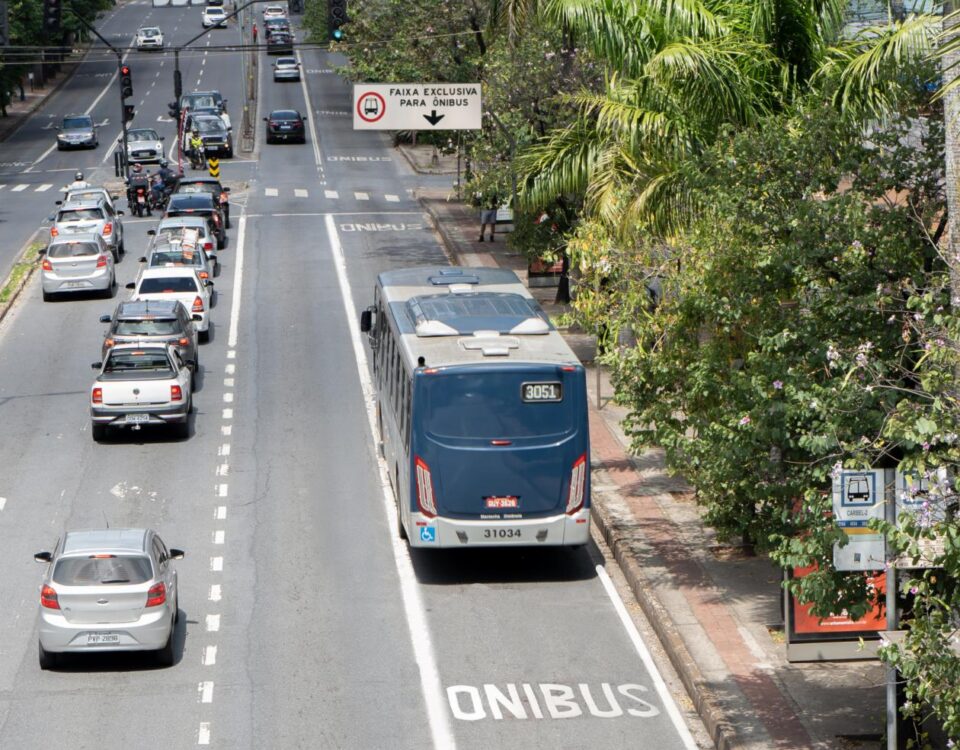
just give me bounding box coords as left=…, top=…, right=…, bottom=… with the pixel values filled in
left=125, top=128, right=165, bottom=164
left=59, top=186, right=118, bottom=212
left=136, top=26, right=164, bottom=49
left=262, top=4, right=286, bottom=19
left=202, top=6, right=227, bottom=27
left=127, top=267, right=214, bottom=342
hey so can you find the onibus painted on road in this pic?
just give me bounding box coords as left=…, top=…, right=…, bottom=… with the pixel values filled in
left=360, top=267, right=591, bottom=548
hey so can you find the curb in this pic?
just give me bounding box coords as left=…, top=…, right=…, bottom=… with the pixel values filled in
left=396, top=143, right=457, bottom=175
left=417, top=194, right=462, bottom=268
left=0, top=58, right=87, bottom=144
left=0, top=232, right=43, bottom=328
left=589, top=493, right=738, bottom=750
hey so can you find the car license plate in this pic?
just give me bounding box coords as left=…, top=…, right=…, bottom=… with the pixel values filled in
left=63, top=281, right=86, bottom=288
left=87, top=633, right=119, bottom=645
left=125, top=413, right=150, bottom=424
left=482, top=528, right=521, bottom=540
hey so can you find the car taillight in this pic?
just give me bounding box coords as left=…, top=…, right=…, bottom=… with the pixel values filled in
left=96, top=254, right=108, bottom=268
left=192, top=296, right=204, bottom=312
left=145, top=582, right=166, bottom=607
left=104, top=338, right=115, bottom=348
left=270, top=120, right=279, bottom=127
left=42, top=259, right=53, bottom=271
left=92, top=387, right=103, bottom=404
left=171, top=385, right=183, bottom=401
left=177, top=337, right=190, bottom=347
left=40, top=585, right=60, bottom=610
left=566, top=453, right=587, bottom=514
left=203, top=241, right=213, bottom=251
left=414, top=456, right=437, bottom=517
left=50, top=226, right=59, bottom=237
left=198, top=270, right=209, bottom=279
left=103, top=222, right=113, bottom=236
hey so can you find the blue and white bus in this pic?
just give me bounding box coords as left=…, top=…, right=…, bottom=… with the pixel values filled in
left=360, top=267, right=590, bottom=548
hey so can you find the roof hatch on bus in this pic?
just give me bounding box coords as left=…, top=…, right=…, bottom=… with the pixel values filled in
left=428, top=269, right=480, bottom=286
left=408, top=292, right=551, bottom=337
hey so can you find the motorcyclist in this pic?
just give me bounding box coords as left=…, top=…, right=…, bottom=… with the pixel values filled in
left=157, top=159, right=178, bottom=191
left=65, top=170, right=90, bottom=192
left=127, top=163, right=152, bottom=215
left=150, top=173, right=167, bottom=209
left=188, top=129, right=205, bottom=168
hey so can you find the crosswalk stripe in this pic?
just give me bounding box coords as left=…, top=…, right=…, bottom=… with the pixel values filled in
left=11, top=184, right=29, bottom=192
left=264, top=188, right=278, bottom=197
left=35, top=184, right=53, bottom=192
left=0, top=185, right=6, bottom=191
left=324, top=189, right=338, bottom=199
left=355, top=192, right=369, bottom=201
left=294, top=189, right=308, bottom=198
left=385, top=194, right=399, bottom=202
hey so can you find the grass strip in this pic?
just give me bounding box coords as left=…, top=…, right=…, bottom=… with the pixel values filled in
left=0, top=240, right=45, bottom=305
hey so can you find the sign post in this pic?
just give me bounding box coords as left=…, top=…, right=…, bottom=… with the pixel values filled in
left=353, top=83, right=481, bottom=131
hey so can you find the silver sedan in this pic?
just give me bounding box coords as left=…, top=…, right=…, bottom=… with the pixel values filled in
left=34, top=528, right=184, bottom=668
left=40, top=233, right=115, bottom=301
left=273, top=56, right=301, bottom=81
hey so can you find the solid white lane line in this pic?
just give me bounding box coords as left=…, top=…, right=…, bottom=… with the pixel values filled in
left=203, top=645, right=217, bottom=665
left=28, top=144, right=57, bottom=170
left=295, top=49, right=324, bottom=173
left=596, top=565, right=699, bottom=749
left=354, top=191, right=369, bottom=201
left=325, top=214, right=456, bottom=749
left=226, top=215, right=247, bottom=348
left=101, top=132, right=123, bottom=164
left=210, top=557, right=223, bottom=571
left=199, top=681, right=214, bottom=703
left=264, top=188, right=278, bottom=196
left=209, top=584, right=222, bottom=600
left=35, top=184, right=53, bottom=192
left=11, top=184, right=28, bottom=192
left=385, top=194, right=399, bottom=202
left=294, top=188, right=308, bottom=198
left=198, top=723, right=211, bottom=745
left=206, top=614, right=221, bottom=632
left=324, top=189, right=338, bottom=199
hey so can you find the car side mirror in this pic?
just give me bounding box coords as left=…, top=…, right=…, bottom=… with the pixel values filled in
left=147, top=229, right=156, bottom=235
left=117, top=210, right=125, bottom=216
left=160, top=136, right=166, bottom=140
left=262, top=117, right=268, bottom=122
left=205, top=280, right=214, bottom=287
left=37, top=247, right=46, bottom=255
left=99, top=314, right=111, bottom=323
left=223, top=187, right=231, bottom=192
left=360, top=308, right=373, bottom=333
left=169, top=548, right=185, bottom=560
left=125, top=282, right=135, bottom=290
left=91, top=362, right=102, bottom=369
left=34, top=552, right=52, bottom=563
left=55, top=200, right=62, bottom=205
left=192, top=314, right=203, bottom=322
left=138, top=256, right=147, bottom=263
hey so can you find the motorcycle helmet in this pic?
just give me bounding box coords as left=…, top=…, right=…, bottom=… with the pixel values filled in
left=74, top=171, right=84, bottom=181
left=160, top=159, right=169, bottom=168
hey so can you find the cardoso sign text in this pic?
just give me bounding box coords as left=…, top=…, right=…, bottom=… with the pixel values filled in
left=353, top=83, right=482, bottom=131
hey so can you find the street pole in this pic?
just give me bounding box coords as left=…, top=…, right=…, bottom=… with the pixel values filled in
left=884, top=468, right=898, bottom=750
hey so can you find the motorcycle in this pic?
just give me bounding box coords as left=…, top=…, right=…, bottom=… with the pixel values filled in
left=188, top=146, right=207, bottom=171
left=132, top=185, right=151, bottom=217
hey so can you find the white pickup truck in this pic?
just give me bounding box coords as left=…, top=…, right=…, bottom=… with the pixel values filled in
left=90, top=343, right=193, bottom=441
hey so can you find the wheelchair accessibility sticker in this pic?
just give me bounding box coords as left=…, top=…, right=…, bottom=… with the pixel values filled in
left=420, top=526, right=436, bottom=543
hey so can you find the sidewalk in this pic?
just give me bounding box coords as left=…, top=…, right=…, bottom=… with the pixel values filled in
left=402, top=144, right=887, bottom=750
left=0, top=65, right=81, bottom=143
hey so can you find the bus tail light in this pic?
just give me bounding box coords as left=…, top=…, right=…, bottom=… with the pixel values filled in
left=414, top=456, right=437, bottom=517
left=566, top=454, right=587, bottom=514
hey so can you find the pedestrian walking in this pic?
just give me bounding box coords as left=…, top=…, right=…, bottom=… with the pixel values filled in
left=477, top=189, right=499, bottom=242
left=252, top=23, right=259, bottom=45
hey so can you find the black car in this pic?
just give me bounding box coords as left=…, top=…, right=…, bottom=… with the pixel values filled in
left=164, top=193, right=226, bottom=247
left=176, top=178, right=232, bottom=228
left=266, top=30, right=294, bottom=54
left=169, top=90, right=229, bottom=122
left=264, top=109, right=306, bottom=144
left=99, top=299, right=201, bottom=377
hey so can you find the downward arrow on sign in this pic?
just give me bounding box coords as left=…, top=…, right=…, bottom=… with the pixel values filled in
left=423, top=110, right=445, bottom=126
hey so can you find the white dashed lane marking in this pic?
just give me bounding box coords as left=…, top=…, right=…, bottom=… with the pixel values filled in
left=324, top=189, right=338, bottom=199
left=209, top=584, right=222, bottom=600
left=213, top=530, right=225, bottom=545
left=294, top=188, right=308, bottom=198
left=199, top=681, right=214, bottom=703
left=218, top=484, right=228, bottom=497
left=203, top=646, right=218, bottom=665
left=198, top=723, right=211, bottom=745
left=35, top=184, right=53, bottom=192
left=11, top=184, right=28, bottom=192
left=206, top=614, right=221, bottom=632
left=222, top=408, right=233, bottom=419
left=215, top=506, right=227, bottom=520
left=354, top=192, right=370, bottom=201
left=210, top=557, right=223, bottom=571
left=385, top=194, right=399, bottom=202
left=264, top=187, right=278, bottom=197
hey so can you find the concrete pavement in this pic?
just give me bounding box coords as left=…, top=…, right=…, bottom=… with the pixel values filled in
left=407, top=145, right=887, bottom=750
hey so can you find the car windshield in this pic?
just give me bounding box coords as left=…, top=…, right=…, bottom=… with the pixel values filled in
left=195, top=119, right=224, bottom=134
left=63, top=116, right=92, bottom=129
left=53, top=555, right=153, bottom=585
left=139, top=276, right=199, bottom=293
left=185, top=95, right=218, bottom=109
left=115, top=318, right=181, bottom=335
left=104, top=349, right=175, bottom=372
left=128, top=130, right=159, bottom=142
left=47, top=242, right=100, bottom=258
left=150, top=250, right=203, bottom=268
left=58, top=209, right=104, bottom=222
left=140, top=27, right=160, bottom=35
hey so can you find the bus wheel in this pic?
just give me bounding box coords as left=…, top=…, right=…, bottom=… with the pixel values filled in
left=396, top=497, right=408, bottom=540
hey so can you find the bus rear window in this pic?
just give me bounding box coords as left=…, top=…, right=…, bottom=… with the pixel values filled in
left=422, top=371, right=574, bottom=439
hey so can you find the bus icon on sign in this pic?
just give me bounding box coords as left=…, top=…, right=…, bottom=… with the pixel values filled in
left=846, top=476, right=871, bottom=504
left=364, top=98, right=379, bottom=116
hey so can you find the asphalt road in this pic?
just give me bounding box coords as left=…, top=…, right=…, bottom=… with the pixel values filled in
left=0, top=4, right=709, bottom=748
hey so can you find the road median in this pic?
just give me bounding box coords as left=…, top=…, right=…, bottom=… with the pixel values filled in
left=0, top=234, right=44, bottom=326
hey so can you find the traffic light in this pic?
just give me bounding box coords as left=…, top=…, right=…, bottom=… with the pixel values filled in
left=124, top=104, right=135, bottom=122
left=42, top=0, right=62, bottom=36
left=327, top=0, right=346, bottom=41
left=120, top=64, right=133, bottom=98
left=173, top=69, right=183, bottom=100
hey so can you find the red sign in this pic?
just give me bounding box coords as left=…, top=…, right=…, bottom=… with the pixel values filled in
left=791, top=564, right=887, bottom=635
left=356, top=92, right=386, bottom=123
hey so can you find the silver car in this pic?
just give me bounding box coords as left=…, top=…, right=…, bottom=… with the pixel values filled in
left=34, top=528, right=184, bottom=668
left=126, top=128, right=165, bottom=164
left=50, top=198, right=125, bottom=261
left=41, top=233, right=115, bottom=301
left=272, top=56, right=301, bottom=81
left=56, top=114, right=98, bottom=150
left=151, top=216, right=219, bottom=255
left=141, top=237, right=219, bottom=281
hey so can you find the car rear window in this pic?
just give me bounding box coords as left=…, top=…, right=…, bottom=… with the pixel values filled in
left=150, top=251, right=203, bottom=267
left=104, top=349, right=174, bottom=372
left=139, top=276, right=199, bottom=293
left=58, top=209, right=104, bottom=221
left=47, top=242, right=100, bottom=258
left=53, top=555, right=153, bottom=585
left=157, top=226, right=208, bottom=241
left=115, top=318, right=182, bottom=336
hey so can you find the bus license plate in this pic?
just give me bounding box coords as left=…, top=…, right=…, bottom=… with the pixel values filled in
left=522, top=382, right=562, bottom=402
left=87, top=633, right=119, bottom=645
left=483, top=528, right=521, bottom=540
left=485, top=496, right=518, bottom=509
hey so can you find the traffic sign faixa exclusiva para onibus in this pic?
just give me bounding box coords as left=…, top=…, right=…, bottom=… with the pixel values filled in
left=353, top=83, right=481, bottom=131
